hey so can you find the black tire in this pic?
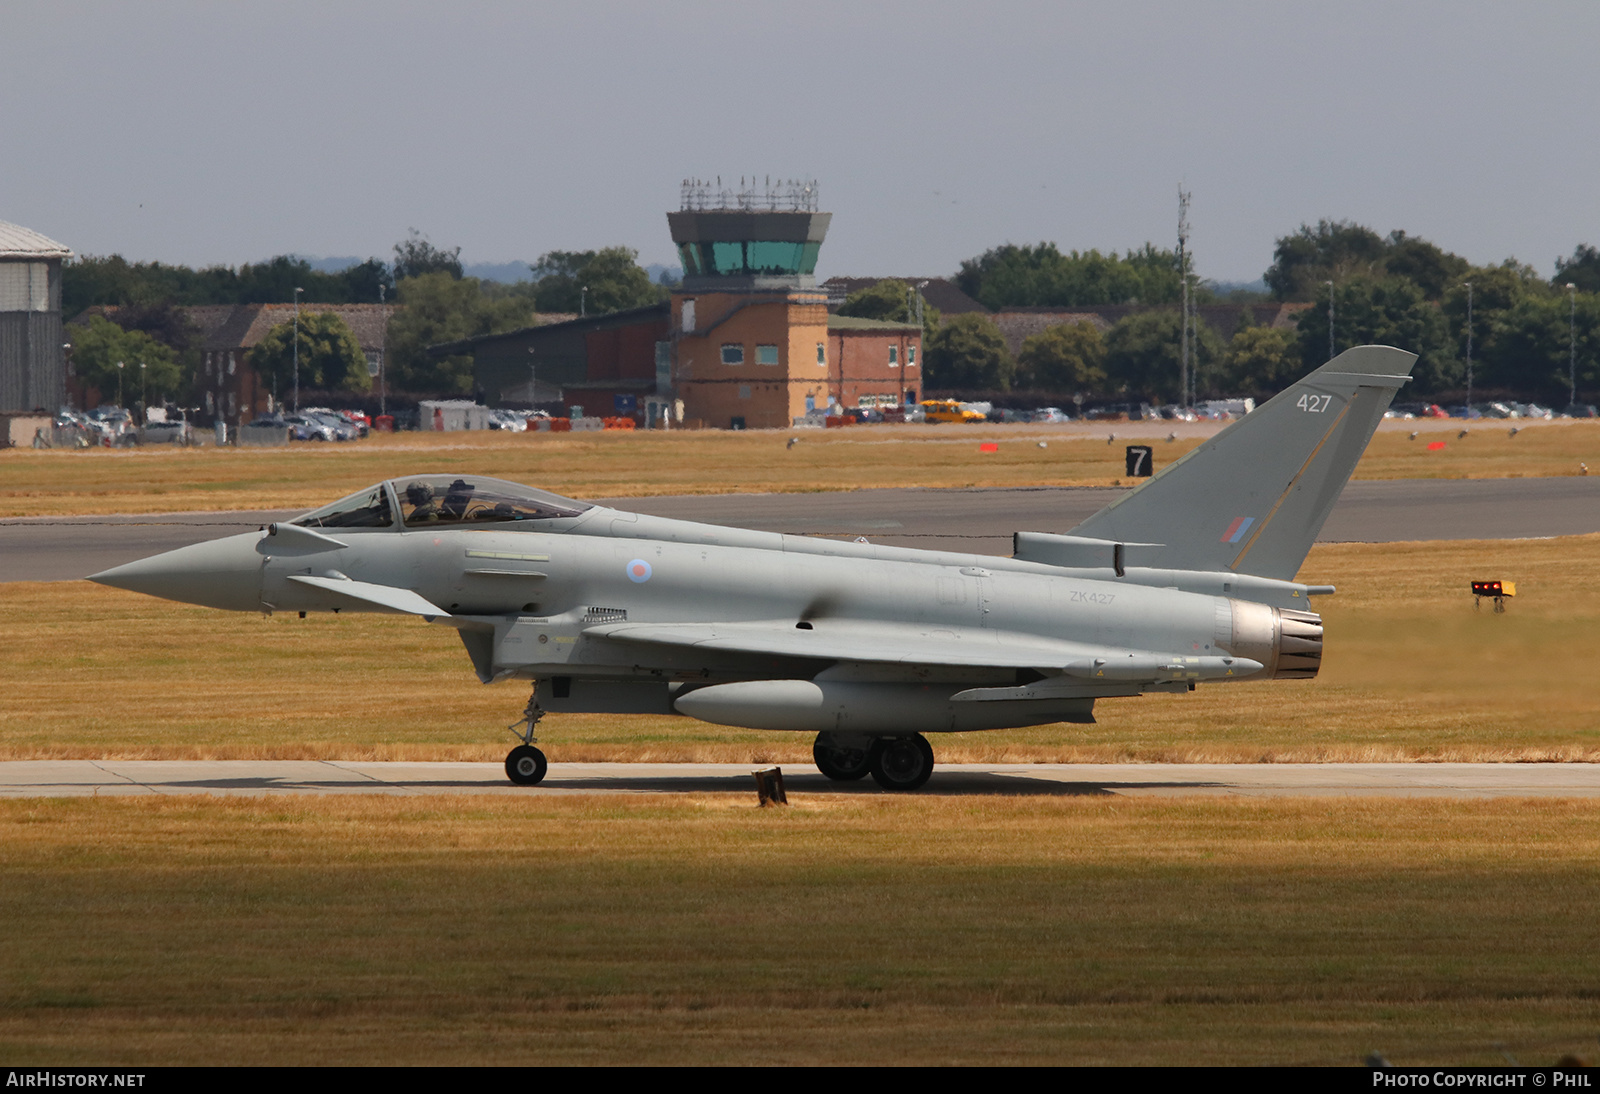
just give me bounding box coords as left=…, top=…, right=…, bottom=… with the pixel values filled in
left=505, top=745, right=547, bottom=786
left=869, top=734, right=934, bottom=792
left=813, top=735, right=872, bottom=781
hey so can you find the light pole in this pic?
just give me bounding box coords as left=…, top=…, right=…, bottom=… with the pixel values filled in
left=1568, top=282, right=1578, bottom=409
left=1326, top=280, right=1336, bottom=361
left=139, top=361, right=147, bottom=418
left=580, top=286, right=587, bottom=317
left=62, top=342, right=73, bottom=408
left=528, top=346, right=537, bottom=411
left=292, top=286, right=304, bottom=412
left=116, top=360, right=125, bottom=407
left=378, top=283, right=388, bottom=419
left=1464, top=281, right=1473, bottom=413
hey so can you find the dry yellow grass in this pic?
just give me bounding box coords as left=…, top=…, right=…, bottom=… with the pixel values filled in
left=2, top=794, right=1599, bottom=1065
left=3, top=418, right=1596, bottom=517
left=3, top=534, right=1596, bottom=763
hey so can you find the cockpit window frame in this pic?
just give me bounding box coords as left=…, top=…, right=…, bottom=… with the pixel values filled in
left=293, top=476, right=592, bottom=533
left=290, top=481, right=402, bottom=531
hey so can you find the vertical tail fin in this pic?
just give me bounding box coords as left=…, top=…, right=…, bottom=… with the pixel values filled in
left=1069, top=345, right=1416, bottom=580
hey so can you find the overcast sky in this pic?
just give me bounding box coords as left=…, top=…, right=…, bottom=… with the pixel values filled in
left=5, top=1, right=1598, bottom=285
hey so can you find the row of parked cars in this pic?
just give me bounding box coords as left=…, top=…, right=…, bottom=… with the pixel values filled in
left=895, top=399, right=1254, bottom=424
left=242, top=408, right=371, bottom=441
left=1384, top=401, right=1599, bottom=420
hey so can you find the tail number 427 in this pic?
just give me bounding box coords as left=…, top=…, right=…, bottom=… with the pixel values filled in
left=1297, top=393, right=1333, bottom=413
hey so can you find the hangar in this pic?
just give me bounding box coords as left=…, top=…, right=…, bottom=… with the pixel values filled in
left=0, top=219, right=72, bottom=412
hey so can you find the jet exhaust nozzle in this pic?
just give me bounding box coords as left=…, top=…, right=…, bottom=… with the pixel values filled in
left=1225, top=601, right=1324, bottom=679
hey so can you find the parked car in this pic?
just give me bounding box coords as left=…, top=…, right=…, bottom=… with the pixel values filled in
left=283, top=414, right=337, bottom=441
left=300, top=410, right=358, bottom=440
left=304, top=407, right=370, bottom=438
left=1032, top=407, right=1070, bottom=423
left=920, top=399, right=987, bottom=424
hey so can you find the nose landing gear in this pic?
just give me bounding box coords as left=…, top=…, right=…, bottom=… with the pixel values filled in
left=505, top=687, right=548, bottom=787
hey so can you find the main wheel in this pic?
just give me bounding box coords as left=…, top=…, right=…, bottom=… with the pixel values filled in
left=813, top=734, right=872, bottom=781
left=505, top=744, right=548, bottom=786
left=869, top=734, right=935, bottom=792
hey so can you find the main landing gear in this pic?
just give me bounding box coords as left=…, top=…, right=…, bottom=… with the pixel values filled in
left=813, top=731, right=935, bottom=792
left=505, top=687, right=548, bottom=787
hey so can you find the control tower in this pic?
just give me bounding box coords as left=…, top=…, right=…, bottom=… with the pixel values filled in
left=668, top=178, right=830, bottom=292
left=667, top=179, right=832, bottom=429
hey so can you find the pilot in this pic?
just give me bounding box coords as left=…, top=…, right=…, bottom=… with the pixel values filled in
left=441, top=478, right=474, bottom=521
left=404, top=481, right=440, bottom=522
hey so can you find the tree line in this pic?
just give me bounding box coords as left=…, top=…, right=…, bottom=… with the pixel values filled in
left=64, top=233, right=667, bottom=403
left=897, top=223, right=1600, bottom=403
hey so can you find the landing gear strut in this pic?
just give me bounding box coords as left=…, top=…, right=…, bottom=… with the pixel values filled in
left=869, top=734, right=935, bottom=792
left=505, top=687, right=548, bottom=786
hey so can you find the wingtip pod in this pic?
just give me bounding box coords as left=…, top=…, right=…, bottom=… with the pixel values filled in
left=1069, top=345, right=1416, bottom=581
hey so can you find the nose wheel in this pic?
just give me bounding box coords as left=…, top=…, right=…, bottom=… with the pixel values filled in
left=506, top=744, right=548, bottom=786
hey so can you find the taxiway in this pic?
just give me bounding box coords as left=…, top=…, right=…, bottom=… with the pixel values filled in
left=4, top=760, right=1598, bottom=799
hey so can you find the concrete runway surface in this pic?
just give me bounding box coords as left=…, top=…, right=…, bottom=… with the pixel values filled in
left=3, top=476, right=1597, bottom=582
left=4, top=760, right=1599, bottom=800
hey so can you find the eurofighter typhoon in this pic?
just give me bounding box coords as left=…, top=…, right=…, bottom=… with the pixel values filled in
left=90, top=346, right=1415, bottom=790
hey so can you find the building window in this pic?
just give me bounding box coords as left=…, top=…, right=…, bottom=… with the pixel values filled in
left=908, top=346, right=917, bottom=367
left=816, top=342, right=826, bottom=366
left=889, top=345, right=899, bottom=367
left=681, top=299, right=696, bottom=332
left=755, top=344, right=779, bottom=366
left=721, top=344, right=744, bottom=365
left=738, top=385, right=751, bottom=400
left=228, top=352, right=236, bottom=376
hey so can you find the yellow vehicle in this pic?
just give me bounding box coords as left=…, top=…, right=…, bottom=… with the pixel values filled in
left=920, top=399, right=987, bottom=424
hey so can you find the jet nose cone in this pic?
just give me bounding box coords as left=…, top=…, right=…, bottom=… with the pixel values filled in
left=89, top=532, right=263, bottom=612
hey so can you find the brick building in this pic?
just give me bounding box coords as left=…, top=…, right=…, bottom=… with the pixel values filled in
left=194, top=302, right=392, bottom=422
left=71, top=301, right=395, bottom=422
left=826, top=315, right=922, bottom=410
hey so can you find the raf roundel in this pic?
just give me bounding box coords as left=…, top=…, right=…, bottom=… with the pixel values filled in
left=626, top=559, right=653, bottom=583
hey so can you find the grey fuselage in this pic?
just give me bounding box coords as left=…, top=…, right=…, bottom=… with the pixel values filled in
left=144, top=503, right=1317, bottom=735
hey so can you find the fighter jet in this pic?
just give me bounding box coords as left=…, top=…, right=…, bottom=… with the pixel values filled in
left=91, top=346, right=1415, bottom=790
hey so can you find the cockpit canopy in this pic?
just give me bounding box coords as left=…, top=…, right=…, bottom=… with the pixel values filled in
left=293, top=475, right=593, bottom=530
